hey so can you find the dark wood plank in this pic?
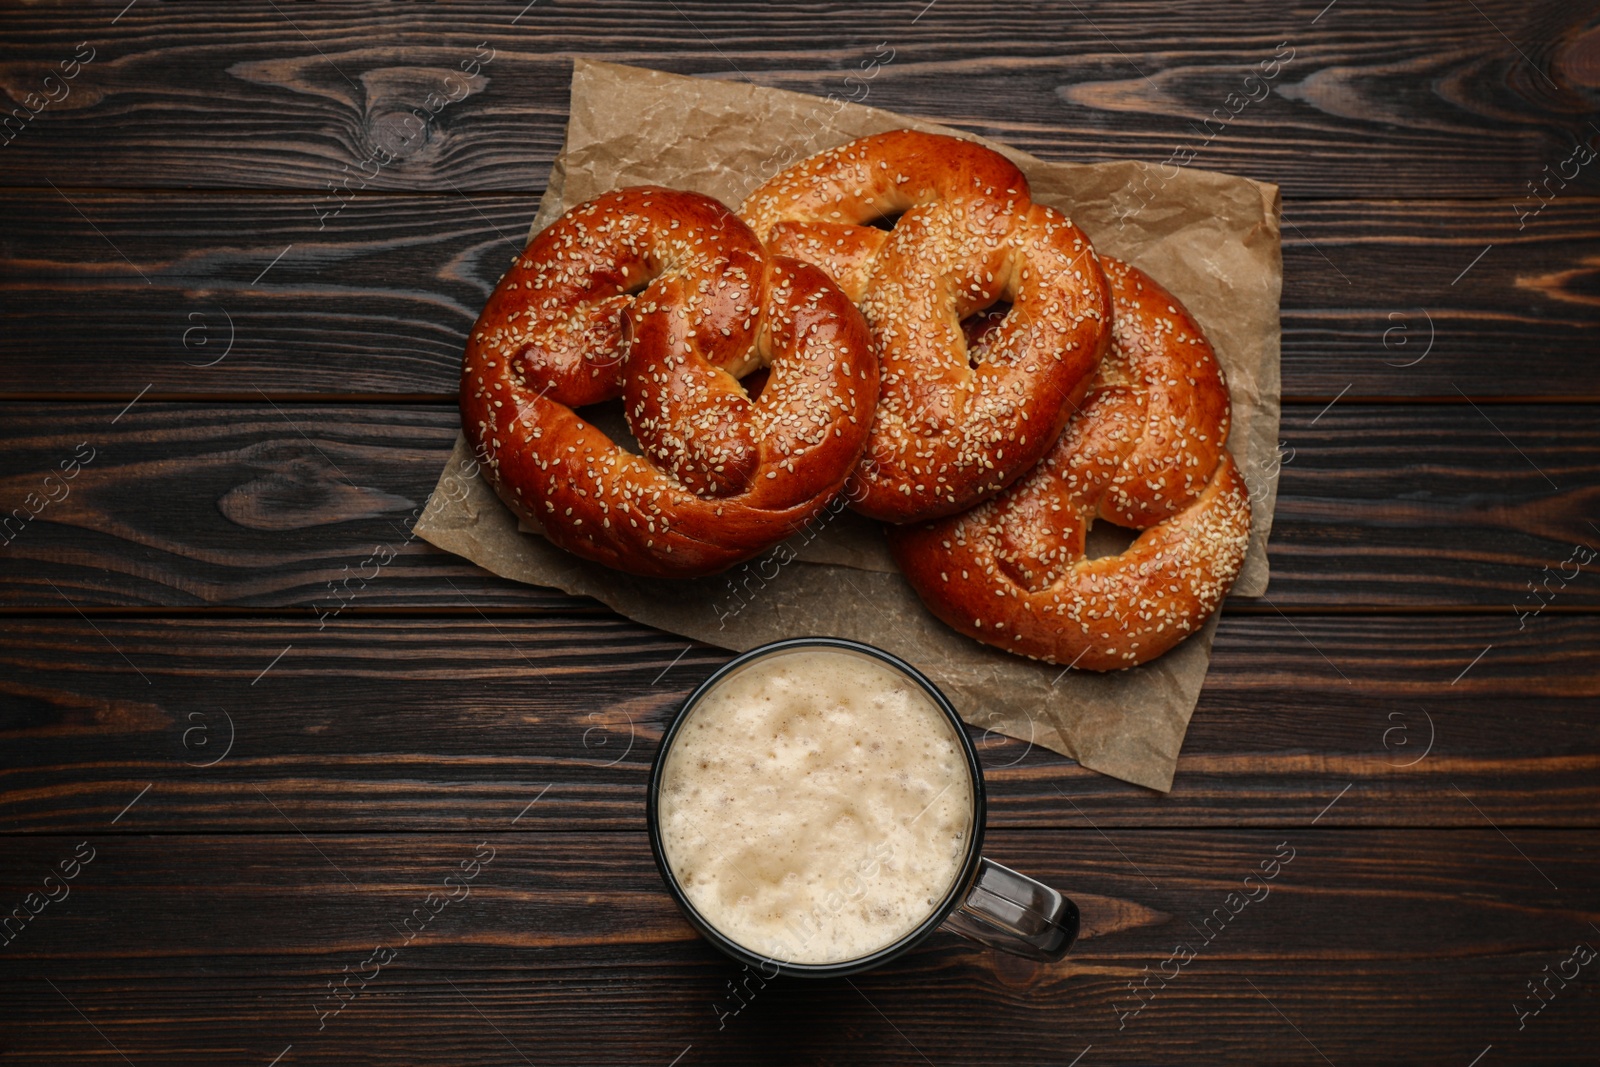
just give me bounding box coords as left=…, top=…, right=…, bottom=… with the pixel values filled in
left=0, top=1, right=1596, bottom=198
left=0, top=831, right=1593, bottom=1064
left=1281, top=198, right=1600, bottom=399
left=0, top=614, right=1594, bottom=833
left=1, top=401, right=1595, bottom=610
left=4, top=191, right=1596, bottom=399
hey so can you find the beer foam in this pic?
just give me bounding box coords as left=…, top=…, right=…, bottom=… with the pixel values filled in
left=657, top=647, right=973, bottom=965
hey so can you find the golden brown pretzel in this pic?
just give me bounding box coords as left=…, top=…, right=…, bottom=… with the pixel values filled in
left=461, top=186, right=878, bottom=578
left=888, top=258, right=1251, bottom=670
left=741, top=130, right=1111, bottom=524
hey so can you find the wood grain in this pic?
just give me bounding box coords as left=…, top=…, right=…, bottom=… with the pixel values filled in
left=0, top=1, right=1596, bottom=198
left=3, top=191, right=1596, bottom=399
left=0, top=832, right=1594, bottom=1064
left=1, top=401, right=1594, bottom=610
left=0, top=614, right=1595, bottom=834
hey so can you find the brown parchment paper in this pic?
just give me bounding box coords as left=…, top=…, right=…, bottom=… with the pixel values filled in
left=415, top=59, right=1282, bottom=792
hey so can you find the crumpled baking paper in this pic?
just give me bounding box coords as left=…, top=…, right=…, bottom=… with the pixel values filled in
left=414, top=60, right=1282, bottom=792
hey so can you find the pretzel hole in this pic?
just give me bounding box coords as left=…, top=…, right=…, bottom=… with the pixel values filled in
left=575, top=399, right=641, bottom=455
left=863, top=209, right=905, bottom=232
left=961, top=300, right=1013, bottom=368
left=739, top=367, right=770, bottom=401
left=1084, top=518, right=1138, bottom=560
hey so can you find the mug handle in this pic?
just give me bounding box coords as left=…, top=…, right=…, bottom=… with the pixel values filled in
left=940, top=857, right=1079, bottom=961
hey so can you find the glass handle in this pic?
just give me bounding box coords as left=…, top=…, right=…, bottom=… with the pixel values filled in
left=941, top=857, right=1078, bottom=962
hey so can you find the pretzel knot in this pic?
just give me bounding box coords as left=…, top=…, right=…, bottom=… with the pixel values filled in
left=742, top=129, right=1111, bottom=523
left=888, top=259, right=1252, bottom=670
left=460, top=187, right=879, bottom=578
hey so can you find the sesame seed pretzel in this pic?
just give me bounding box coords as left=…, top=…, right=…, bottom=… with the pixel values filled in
left=461, top=186, right=879, bottom=578
left=888, top=259, right=1252, bottom=670
left=741, top=130, right=1111, bottom=523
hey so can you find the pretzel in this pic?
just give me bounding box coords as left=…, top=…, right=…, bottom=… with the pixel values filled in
left=888, top=258, right=1251, bottom=670
left=460, top=186, right=879, bottom=579
left=741, top=130, right=1111, bottom=523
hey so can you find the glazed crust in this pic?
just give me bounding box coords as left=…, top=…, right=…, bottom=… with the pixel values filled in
left=888, top=259, right=1251, bottom=670
left=741, top=131, right=1110, bottom=524
left=460, top=186, right=879, bottom=578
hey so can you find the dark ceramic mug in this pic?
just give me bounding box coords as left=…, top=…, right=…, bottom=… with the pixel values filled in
left=646, top=637, right=1079, bottom=978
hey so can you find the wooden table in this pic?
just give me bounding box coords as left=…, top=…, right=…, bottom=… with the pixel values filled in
left=3, top=2, right=1597, bottom=1063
